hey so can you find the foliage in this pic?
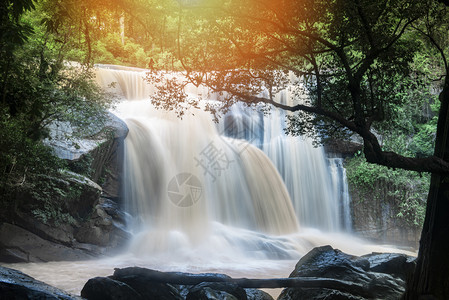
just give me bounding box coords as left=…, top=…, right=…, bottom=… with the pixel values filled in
left=27, top=174, right=80, bottom=226
left=144, top=0, right=449, bottom=174
left=0, top=0, right=112, bottom=220
left=93, top=33, right=150, bottom=68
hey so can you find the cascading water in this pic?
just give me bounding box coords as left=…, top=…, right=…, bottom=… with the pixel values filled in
left=328, top=157, right=352, bottom=231
left=96, top=65, right=351, bottom=260
left=219, top=99, right=341, bottom=231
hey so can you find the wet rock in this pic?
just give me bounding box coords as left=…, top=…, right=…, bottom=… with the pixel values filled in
left=245, top=288, right=274, bottom=300
left=46, top=111, right=128, bottom=203
left=82, top=274, right=182, bottom=300
left=81, top=276, right=142, bottom=300
left=75, top=197, right=130, bottom=251
left=186, top=282, right=246, bottom=300
left=186, top=286, right=239, bottom=300
left=278, top=245, right=406, bottom=300
left=0, top=223, right=93, bottom=262
left=99, top=198, right=128, bottom=224
left=83, top=267, right=277, bottom=300
left=111, top=268, right=183, bottom=300
left=0, top=266, right=80, bottom=299
left=362, top=252, right=416, bottom=280
left=349, top=184, right=421, bottom=249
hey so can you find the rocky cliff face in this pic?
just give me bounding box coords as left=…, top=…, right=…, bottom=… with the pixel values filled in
left=0, top=112, right=130, bottom=263
left=348, top=180, right=421, bottom=249
left=325, top=138, right=422, bottom=249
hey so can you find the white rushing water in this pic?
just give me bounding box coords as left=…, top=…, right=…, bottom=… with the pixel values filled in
left=4, top=65, right=413, bottom=296
left=101, top=65, right=349, bottom=260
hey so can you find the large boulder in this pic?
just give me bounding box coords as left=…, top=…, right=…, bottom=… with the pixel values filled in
left=0, top=266, right=80, bottom=299
left=55, top=112, right=128, bottom=202
left=361, top=252, right=416, bottom=280
left=245, top=289, right=273, bottom=300
left=278, top=245, right=409, bottom=300
left=81, top=276, right=142, bottom=300
left=75, top=197, right=130, bottom=251
left=0, top=223, right=93, bottom=263
left=186, top=282, right=246, bottom=300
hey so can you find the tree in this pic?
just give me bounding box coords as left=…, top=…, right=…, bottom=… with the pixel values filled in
left=147, top=0, right=449, bottom=298
left=0, top=0, right=111, bottom=221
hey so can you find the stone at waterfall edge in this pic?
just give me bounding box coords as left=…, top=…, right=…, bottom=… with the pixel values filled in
left=278, top=245, right=415, bottom=300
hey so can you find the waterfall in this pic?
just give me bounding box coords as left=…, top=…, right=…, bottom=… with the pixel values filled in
left=95, top=65, right=352, bottom=259
left=219, top=100, right=341, bottom=231
left=0, top=66, right=411, bottom=297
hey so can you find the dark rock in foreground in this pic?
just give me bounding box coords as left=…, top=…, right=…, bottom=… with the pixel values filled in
left=0, top=266, right=80, bottom=299
left=81, top=267, right=273, bottom=300
left=81, top=276, right=143, bottom=300
left=361, top=252, right=416, bottom=280
left=278, top=245, right=414, bottom=300
left=81, top=246, right=414, bottom=300
left=0, top=245, right=413, bottom=299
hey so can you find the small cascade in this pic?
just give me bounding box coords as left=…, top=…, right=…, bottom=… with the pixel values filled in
left=95, top=66, right=153, bottom=100
left=328, top=158, right=352, bottom=231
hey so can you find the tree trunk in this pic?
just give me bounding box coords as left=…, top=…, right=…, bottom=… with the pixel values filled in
left=405, top=83, right=449, bottom=299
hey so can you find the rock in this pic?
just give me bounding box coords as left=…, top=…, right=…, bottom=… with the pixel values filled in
left=288, top=245, right=370, bottom=278
left=63, top=171, right=103, bottom=218
left=68, top=112, right=128, bottom=201
left=81, top=274, right=182, bottom=300
left=46, top=111, right=128, bottom=203
left=278, top=245, right=406, bottom=300
left=186, top=286, right=239, bottom=300
left=0, top=223, right=93, bottom=262
left=15, top=211, right=75, bottom=245
left=0, top=171, right=110, bottom=261
left=82, top=267, right=278, bottom=300
left=81, top=277, right=142, bottom=300
left=45, top=112, right=127, bottom=162
left=99, top=198, right=128, bottom=224
left=362, top=252, right=416, bottom=280
left=111, top=268, right=183, bottom=300
left=349, top=183, right=421, bottom=249
left=186, top=282, right=247, bottom=300
left=10, top=172, right=102, bottom=250
left=75, top=197, right=130, bottom=250
left=245, top=289, right=274, bottom=300
left=0, top=112, right=129, bottom=262
left=324, top=138, right=363, bottom=157
left=0, top=266, right=80, bottom=299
